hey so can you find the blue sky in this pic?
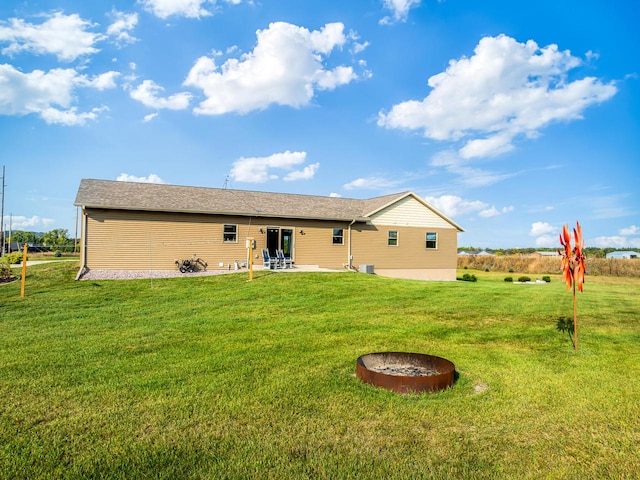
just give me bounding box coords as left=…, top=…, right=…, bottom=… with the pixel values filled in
left=1, top=0, right=638, bottom=248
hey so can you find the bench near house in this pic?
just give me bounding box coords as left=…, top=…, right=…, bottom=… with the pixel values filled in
left=74, top=179, right=464, bottom=281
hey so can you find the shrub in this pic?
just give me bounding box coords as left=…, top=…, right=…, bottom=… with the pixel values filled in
left=6, top=252, right=24, bottom=264
left=485, top=268, right=490, bottom=272
left=0, top=262, right=13, bottom=281
left=508, top=268, right=514, bottom=273
left=457, top=273, right=477, bottom=282
left=517, top=276, right=531, bottom=283
left=54, top=250, right=62, bottom=257
left=542, top=276, right=551, bottom=283
left=504, top=277, right=513, bottom=282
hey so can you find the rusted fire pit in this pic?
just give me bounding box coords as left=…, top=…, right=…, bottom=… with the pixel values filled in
left=356, top=352, right=455, bottom=394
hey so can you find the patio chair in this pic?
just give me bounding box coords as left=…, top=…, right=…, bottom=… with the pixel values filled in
left=262, top=249, right=277, bottom=269
left=277, top=249, right=293, bottom=269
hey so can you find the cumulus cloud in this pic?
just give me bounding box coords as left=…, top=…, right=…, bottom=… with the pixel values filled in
left=619, top=225, right=640, bottom=236
left=591, top=236, right=640, bottom=249
left=535, top=235, right=559, bottom=248
left=380, top=0, right=421, bottom=25
left=283, top=163, right=320, bottom=181
left=0, top=64, right=117, bottom=125
left=143, top=112, right=158, bottom=122
left=230, top=151, right=316, bottom=183
left=116, top=173, right=165, bottom=183
left=130, top=80, right=192, bottom=110
left=10, top=215, right=55, bottom=230
left=423, top=195, right=487, bottom=218
left=184, top=22, right=358, bottom=115
left=139, top=0, right=243, bottom=19
left=479, top=205, right=514, bottom=218
left=530, top=221, right=557, bottom=237
left=107, top=10, right=138, bottom=47
left=0, top=12, right=105, bottom=62
left=378, top=34, right=617, bottom=159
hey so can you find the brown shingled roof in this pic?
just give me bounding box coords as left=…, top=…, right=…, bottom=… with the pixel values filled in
left=74, top=179, right=410, bottom=222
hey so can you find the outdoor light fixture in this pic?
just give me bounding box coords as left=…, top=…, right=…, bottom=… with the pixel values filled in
left=299, top=229, right=305, bottom=235
left=259, top=228, right=264, bottom=234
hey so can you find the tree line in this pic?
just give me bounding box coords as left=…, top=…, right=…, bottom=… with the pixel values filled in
left=2, top=229, right=75, bottom=254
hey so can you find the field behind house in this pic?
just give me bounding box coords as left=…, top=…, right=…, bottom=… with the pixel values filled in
left=458, top=254, right=640, bottom=277
left=1, top=262, right=639, bottom=479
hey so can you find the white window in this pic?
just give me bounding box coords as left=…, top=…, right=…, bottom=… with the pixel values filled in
left=223, top=224, right=238, bottom=243
left=332, top=228, right=344, bottom=245
left=426, top=232, right=437, bottom=249
left=388, top=231, right=398, bottom=246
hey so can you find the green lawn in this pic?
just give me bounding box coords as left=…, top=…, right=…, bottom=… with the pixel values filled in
left=1, top=262, right=639, bottom=479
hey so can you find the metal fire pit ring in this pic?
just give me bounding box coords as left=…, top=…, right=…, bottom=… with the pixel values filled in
left=356, top=352, right=455, bottom=394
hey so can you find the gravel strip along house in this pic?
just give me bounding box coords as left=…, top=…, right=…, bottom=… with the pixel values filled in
left=74, top=179, right=464, bottom=281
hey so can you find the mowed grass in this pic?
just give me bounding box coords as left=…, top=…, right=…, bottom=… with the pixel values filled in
left=1, top=262, right=639, bottom=479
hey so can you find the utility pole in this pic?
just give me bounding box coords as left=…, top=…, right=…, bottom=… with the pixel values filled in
left=1, top=166, right=5, bottom=257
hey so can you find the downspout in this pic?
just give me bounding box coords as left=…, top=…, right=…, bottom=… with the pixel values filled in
left=74, top=208, right=88, bottom=281
left=347, top=219, right=357, bottom=271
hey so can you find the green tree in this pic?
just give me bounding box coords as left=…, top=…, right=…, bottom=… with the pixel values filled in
left=9, top=230, right=37, bottom=244
left=42, top=229, right=70, bottom=247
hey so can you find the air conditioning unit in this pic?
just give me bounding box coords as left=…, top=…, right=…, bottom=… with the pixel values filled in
left=360, top=264, right=375, bottom=274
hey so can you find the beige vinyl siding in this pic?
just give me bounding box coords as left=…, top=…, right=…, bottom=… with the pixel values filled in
left=82, top=209, right=351, bottom=271
left=350, top=224, right=458, bottom=270
left=83, top=209, right=262, bottom=270
left=283, top=220, right=349, bottom=269
left=370, top=196, right=453, bottom=228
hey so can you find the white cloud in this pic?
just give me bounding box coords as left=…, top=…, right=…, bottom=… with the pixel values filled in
left=380, top=0, right=421, bottom=25
left=130, top=80, right=191, bottom=110
left=139, top=0, right=214, bottom=19
left=479, top=205, right=514, bottom=218
left=40, top=106, right=108, bottom=126
left=107, top=10, right=138, bottom=47
left=0, top=64, right=116, bottom=125
left=592, top=236, right=640, bottom=248
left=283, top=162, right=320, bottom=181
left=143, top=112, right=158, bottom=122
left=116, top=173, right=165, bottom=183
left=378, top=34, right=617, bottom=159
left=329, top=192, right=342, bottom=198
left=230, top=151, right=312, bottom=183
left=9, top=215, right=55, bottom=230
left=423, top=195, right=487, bottom=217
left=619, top=225, right=640, bottom=236
left=139, top=0, right=243, bottom=19
left=343, top=176, right=402, bottom=191
left=530, top=221, right=556, bottom=237
left=535, top=234, right=559, bottom=248
left=0, top=12, right=105, bottom=62
left=184, top=22, right=358, bottom=115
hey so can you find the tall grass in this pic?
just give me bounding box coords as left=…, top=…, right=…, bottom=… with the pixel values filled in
left=458, top=254, right=640, bottom=277
left=1, top=262, right=639, bottom=479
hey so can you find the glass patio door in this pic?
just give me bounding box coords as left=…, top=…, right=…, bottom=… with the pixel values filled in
left=266, top=228, right=293, bottom=259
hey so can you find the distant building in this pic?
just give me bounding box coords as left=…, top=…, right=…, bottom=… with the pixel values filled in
left=606, top=251, right=639, bottom=259
left=534, top=251, right=559, bottom=257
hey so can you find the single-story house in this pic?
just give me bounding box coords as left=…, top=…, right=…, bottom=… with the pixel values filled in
left=606, top=251, right=639, bottom=259
left=74, top=179, right=464, bottom=280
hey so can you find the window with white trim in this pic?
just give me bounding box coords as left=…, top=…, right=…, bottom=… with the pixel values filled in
left=223, top=224, right=238, bottom=243
left=332, top=228, right=344, bottom=245
left=388, top=230, right=398, bottom=246
left=426, top=232, right=437, bottom=249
